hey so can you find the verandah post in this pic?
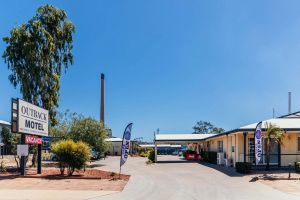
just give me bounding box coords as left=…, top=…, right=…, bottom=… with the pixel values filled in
left=243, top=132, right=247, bottom=163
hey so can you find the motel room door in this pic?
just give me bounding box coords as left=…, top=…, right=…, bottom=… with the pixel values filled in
left=248, top=138, right=279, bottom=164
left=263, top=138, right=279, bottom=164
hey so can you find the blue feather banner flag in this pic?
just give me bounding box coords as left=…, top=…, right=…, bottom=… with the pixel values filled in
left=120, top=123, right=133, bottom=168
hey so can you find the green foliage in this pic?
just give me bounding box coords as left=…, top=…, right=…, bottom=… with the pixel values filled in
left=0, top=129, right=22, bottom=168
left=42, top=152, right=52, bottom=161
left=2, top=4, right=75, bottom=126
left=69, top=117, right=108, bottom=154
left=51, top=139, right=91, bottom=176
left=235, top=162, right=252, bottom=174
left=0, top=160, right=7, bottom=172
left=264, top=122, right=285, bottom=171
left=139, top=151, right=150, bottom=157
left=50, top=110, right=109, bottom=155
left=1, top=127, right=13, bottom=154
left=295, top=162, right=300, bottom=172
left=201, top=151, right=217, bottom=164
left=147, top=150, right=155, bottom=162
left=50, top=110, right=83, bottom=138
left=193, top=121, right=224, bottom=134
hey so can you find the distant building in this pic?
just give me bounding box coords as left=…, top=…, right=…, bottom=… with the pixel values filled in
left=105, top=137, right=138, bottom=156
left=139, top=144, right=182, bottom=155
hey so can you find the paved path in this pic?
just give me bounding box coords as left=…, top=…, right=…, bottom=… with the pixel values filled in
left=92, top=155, right=300, bottom=200
left=0, top=189, right=117, bottom=200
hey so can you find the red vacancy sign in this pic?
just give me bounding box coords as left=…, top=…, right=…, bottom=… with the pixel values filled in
left=25, top=135, right=43, bottom=144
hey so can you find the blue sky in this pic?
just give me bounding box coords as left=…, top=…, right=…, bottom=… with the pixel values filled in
left=1, top=1, right=300, bottom=141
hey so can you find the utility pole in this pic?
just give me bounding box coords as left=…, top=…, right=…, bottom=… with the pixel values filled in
left=100, top=73, right=105, bottom=123
left=288, top=92, right=292, bottom=114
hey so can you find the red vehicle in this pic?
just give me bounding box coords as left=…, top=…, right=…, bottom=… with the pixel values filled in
left=185, top=153, right=202, bottom=161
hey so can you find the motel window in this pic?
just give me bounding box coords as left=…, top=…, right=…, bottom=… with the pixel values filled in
left=217, top=141, right=223, bottom=152
left=298, top=137, right=300, bottom=152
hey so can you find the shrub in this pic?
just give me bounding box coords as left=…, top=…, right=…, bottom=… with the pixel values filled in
left=148, top=150, right=155, bottom=162
left=235, top=162, right=252, bottom=174
left=42, top=152, right=52, bottom=161
left=139, top=151, right=150, bottom=157
left=0, top=160, right=7, bottom=172
left=201, top=151, right=217, bottom=164
left=295, top=162, right=300, bottom=172
left=51, top=139, right=91, bottom=176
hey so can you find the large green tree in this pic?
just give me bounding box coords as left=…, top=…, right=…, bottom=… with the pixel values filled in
left=2, top=4, right=75, bottom=126
left=193, top=121, right=224, bottom=134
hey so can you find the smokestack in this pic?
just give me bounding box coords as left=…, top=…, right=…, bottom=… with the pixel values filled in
left=100, top=73, right=105, bottom=123
left=288, top=92, right=291, bottom=114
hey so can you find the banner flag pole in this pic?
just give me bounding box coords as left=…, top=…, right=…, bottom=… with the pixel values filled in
left=255, top=121, right=263, bottom=165
left=119, top=123, right=133, bottom=179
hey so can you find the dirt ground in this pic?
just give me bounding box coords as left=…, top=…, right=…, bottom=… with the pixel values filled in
left=0, top=166, right=130, bottom=191
left=243, top=171, right=300, bottom=194
left=0, top=177, right=127, bottom=191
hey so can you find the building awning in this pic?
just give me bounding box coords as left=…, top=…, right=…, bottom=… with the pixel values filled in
left=0, top=120, right=11, bottom=126
left=155, top=134, right=216, bottom=144
left=105, top=137, right=122, bottom=142
left=204, top=117, right=300, bottom=140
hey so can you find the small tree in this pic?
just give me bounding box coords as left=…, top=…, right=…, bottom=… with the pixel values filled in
left=193, top=121, right=224, bottom=134
left=51, top=139, right=91, bottom=176
left=264, top=123, right=285, bottom=171
left=147, top=149, right=155, bottom=163
left=70, top=117, right=109, bottom=154
left=1, top=127, right=12, bottom=154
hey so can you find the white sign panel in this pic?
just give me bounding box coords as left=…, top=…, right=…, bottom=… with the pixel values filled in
left=17, top=144, right=29, bottom=156
left=18, top=99, right=49, bottom=136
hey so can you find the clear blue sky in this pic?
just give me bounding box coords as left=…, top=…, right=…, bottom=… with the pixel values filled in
left=1, top=1, right=300, bottom=142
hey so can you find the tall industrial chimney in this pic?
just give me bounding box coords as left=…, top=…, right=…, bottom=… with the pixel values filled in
left=100, top=73, right=105, bottom=123
left=288, top=92, right=291, bottom=114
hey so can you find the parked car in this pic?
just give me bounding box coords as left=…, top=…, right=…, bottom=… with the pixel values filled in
left=50, top=153, right=58, bottom=161
left=90, top=149, right=100, bottom=160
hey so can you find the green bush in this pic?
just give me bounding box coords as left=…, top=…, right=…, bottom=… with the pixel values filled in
left=201, top=151, right=217, bottom=164
left=139, top=151, right=150, bottom=157
left=235, top=162, right=252, bottom=174
left=295, top=162, right=300, bottom=172
left=148, top=150, right=155, bottom=162
left=51, top=139, right=91, bottom=176
left=0, top=160, right=7, bottom=172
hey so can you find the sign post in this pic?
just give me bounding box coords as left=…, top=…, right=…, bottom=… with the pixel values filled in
left=11, top=98, right=49, bottom=175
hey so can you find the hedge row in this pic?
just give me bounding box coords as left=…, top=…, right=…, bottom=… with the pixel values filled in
left=201, top=151, right=217, bottom=164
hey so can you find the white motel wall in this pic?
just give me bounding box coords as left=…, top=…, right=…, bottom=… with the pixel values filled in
left=195, top=114, right=300, bottom=167
left=155, top=112, right=300, bottom=168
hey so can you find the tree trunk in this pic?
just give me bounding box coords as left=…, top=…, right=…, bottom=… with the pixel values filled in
left=32, top=152, right=37, bottom=167
left=266, top=139, right=270, bottom=171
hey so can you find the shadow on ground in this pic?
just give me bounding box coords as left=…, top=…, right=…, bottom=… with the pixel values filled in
left=198, top=162, right=245, bottom=177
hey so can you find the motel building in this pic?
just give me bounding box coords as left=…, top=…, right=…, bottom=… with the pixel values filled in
left=155, top=112, right=300, bottom=168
